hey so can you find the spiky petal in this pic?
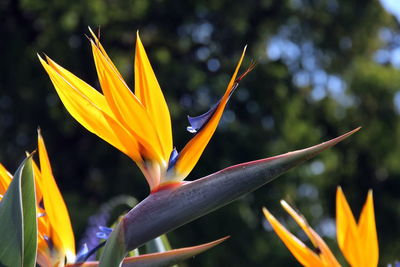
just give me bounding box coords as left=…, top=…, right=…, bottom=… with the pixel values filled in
left=263, top=201, right=341, bottom=267
left=336, top=187, right=378, bottom=267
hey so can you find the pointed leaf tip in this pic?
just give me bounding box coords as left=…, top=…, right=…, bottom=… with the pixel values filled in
left=277, top=127, right=361, bottom=161
left=76, top=237, right=229, bottom=267
left=120, top=236, right=229, bottom=267
left=220, top=127, right=360, bottom=174
left=101, top=129, right=359, bottom=266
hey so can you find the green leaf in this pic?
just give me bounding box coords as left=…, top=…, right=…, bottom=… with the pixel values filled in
left=145, top=235, right=177, bottom=267
left=145, top=235, right=171, bottom=254
left=0, top=156, right=37, bottom=267
left=100, top=128, right=360, bottom=267
left=98, top=222, right=126, bottom=267
left=70, top=236, right=228, bottom=267
left=21, top=158, right=37, bottom=267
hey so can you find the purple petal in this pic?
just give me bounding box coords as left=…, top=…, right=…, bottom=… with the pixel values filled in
left=167, top=148, right=179, bottom=170
left=75, top=243, right=89, bottom=263
left=96, top=226, right=113, bottom=239
left=185, top=62, right=256, bottom=134
left=187, top=101, right=220, bottom=133
left=78, top=211, right=109, bottom=261
left=78, top=196, right=137, bottom=261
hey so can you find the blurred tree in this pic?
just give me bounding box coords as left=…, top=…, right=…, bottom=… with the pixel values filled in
left=1, top=0, right=400, bottom=265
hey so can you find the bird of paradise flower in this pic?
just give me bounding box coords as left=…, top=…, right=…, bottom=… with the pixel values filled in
left=37, top=27, right=360, bottom=267
left=38, top=28, right=254, bottom=192
left=262, top=187, right=378, bottom=267
left=0, top=132, right=75, bottom=266
left=0, top=132, right=228, bottom=267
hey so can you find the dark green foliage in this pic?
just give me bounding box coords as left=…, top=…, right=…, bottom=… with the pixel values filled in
left=0, top=0, right=399, bottom=265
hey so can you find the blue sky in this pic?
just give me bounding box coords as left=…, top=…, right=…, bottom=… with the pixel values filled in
left=380, top=0, right=400, bottom=21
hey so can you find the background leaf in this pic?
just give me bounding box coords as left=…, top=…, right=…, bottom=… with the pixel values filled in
left=0, top=156, right=37, bottom=267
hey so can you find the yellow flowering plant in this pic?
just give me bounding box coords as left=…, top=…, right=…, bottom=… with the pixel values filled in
left=38, top=28, right=359, bottom=266
left=0, top=28, right=360, bottom=267
left=263, top=187, right=379, bottom=267
left=38, top=28, right=253, bottom=192
left=0, top=132, right=230, bottom=267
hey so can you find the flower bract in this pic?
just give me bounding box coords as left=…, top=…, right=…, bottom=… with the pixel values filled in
left=263, top=186, right=378, bottom=267
left=39, top=28, right=252, bottom=192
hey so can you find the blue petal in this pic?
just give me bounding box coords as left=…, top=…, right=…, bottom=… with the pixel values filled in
left=186, top=76, right=244, bottom=134
left=75, top=241, right=107, bottom=263
left=75, top=243, right=89, bottom=263
left=167, top=148, right=179, bottom=171
left=187, top=101, right=220, bottom=133
left=96, top=232, right=108, bottom=239
left=78, top=196, right=137, bottom=261
left=96, top=226, right=113, bottom=239
left=78, top=210, right=109, bottom=260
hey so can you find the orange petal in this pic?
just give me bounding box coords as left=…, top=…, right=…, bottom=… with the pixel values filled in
left=262, top=207, right=323, bottom=267
left=0, top=163, right=12, bottom=196
left=39, top=55, right=141, bottom=162
left=336, top=187, right=362, bottom=266
left=37, top=131, right=76, bottom=262
left=90, top=39, right=163, bottom=163
left=37, top=213, right=51, bottom=251
left=280, top=200, right=319, bottom=247
left=173, top=47, right=247, bottom=181
left=280, top=201, right=340, bottom=266
left=88, top=27, right=124, bottom=79
left=357, top=190, right=378, bottom=267
left=135, top=32, right=173, bottom=161
left=31, top=160, right=44, bottom=204
left=45, top=55, right=113, bottom=115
